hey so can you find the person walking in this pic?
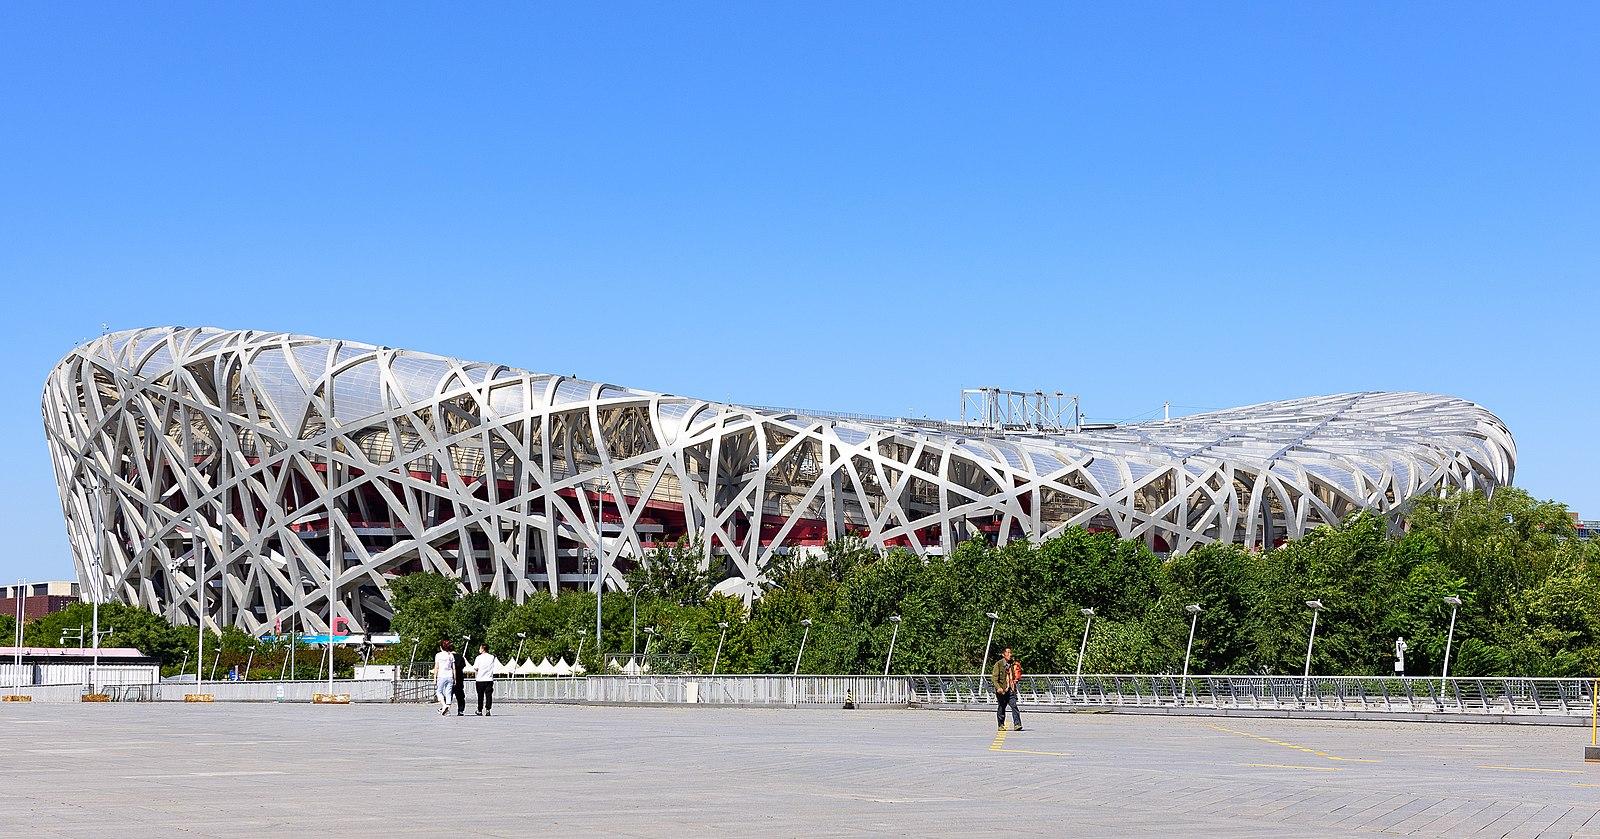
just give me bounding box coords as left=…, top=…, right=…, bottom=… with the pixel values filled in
left=991, top=646, right=1023, bottom=731
left=451, top=643, right=469, bottom=716
left=432, top=639, right=456, bottom=716
left=472, top=643, right=498, bottom=716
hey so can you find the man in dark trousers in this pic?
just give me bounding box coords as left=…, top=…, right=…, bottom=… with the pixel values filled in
left=991, top=646, right=1023, bottom=731
left=451, top=643, right=469, bottom=716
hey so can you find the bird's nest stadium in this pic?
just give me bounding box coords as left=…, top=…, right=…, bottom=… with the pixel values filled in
left=43, top=327, right=1516, bottom=634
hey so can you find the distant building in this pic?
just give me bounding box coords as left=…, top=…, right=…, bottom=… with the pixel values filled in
left=0, top=581, right=80, bottom=622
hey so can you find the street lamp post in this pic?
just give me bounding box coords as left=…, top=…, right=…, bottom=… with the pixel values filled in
left=1180, top=604, right=1202, bottom=705
left=1440, top=595, right=1463, bottom=687
left=1302, top=599, right=1325, bottom=699
left=979, top=612, right=1000, bottom=678
left=710, top=621, right=729, bottom=676
left=11, top=580, right=21, bottom=694
left=642, top=626, right=658, bottom=670
left=405, top=637, right=420, bottom=680
left=1074, top=608, right=1095, bottom=697
left=793, top=619, right=812, bottom=677
left=883, top=616, right=902, bottom=677
left=515, top=632, right=527, bottom=664
left=243, top=644, right=256, bottom=682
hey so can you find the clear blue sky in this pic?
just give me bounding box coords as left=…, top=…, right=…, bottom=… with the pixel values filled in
left=2, top=4, right=1596, bottom=582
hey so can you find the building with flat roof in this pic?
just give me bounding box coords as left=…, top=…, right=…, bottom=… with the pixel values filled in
left=43, top=327, right=1516, bottom=635
left=0, top=581, right=81, bottom=622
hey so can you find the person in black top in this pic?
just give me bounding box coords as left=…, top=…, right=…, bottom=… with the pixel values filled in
left=451, top=644, right=468, bottom=716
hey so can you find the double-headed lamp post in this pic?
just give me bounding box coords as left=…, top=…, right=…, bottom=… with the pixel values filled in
left=980, top=612, right=1000, bottom=678
left=1074, top=608, right=1095, bottom=696
left=1302, top=599, right=1325, bottom=698
left=883, top=616, right=902, bottom=676
left=711, top=621, right=730, bottom=676
left=793, top=619, right=813, bottom=677
left=1440, top=595, right=1463, bottom=684
left=1180, top=604, right=1203, bottom=704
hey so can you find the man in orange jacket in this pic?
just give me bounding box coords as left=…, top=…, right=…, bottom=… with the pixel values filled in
left=990, top=647, right=1023, bottom=731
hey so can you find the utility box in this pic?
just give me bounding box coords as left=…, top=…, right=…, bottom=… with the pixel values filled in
left=353, top=665, right=396, bottom=681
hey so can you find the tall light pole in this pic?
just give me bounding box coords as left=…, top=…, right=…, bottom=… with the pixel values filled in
left=1180, top=604, right=1202, bottom=705
left=1074, top=607, right=1095, bottom=696
left=514, top=632, right=527, bottom=664
left=883, top=616, right=902, bottom=676
left=793, top=619, right=812, bottom=677
left=1440, top=595, right=1463, bottom=685
left=243, top=643, right=256, bottom=682
left=979, top=612, right=1000, bottom=678
left=584, top=549, right=603, bottom=669
left=1302, top=599, right=1324, bottom=698
left=12, top=580, right=21, bottom=693
left=710, top=621, right=729, bottom=676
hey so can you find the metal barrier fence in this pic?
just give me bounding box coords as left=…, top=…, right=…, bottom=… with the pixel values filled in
left=5, top=673, right=1593, bottom=718
left=583, top=675, right=907, bottom=706
left=155, top=679, right=397, bottom=702
left=908, top=674, right=1598, bottom=717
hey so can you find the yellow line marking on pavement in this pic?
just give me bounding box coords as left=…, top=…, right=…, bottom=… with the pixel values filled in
left=1478, top=765, right=1582, bottom=774
left=1241, top=763, right=1343, bottom=772
left=1574, top=783, right=1600, bottom=788
left=1206, top=724, right=1377, bottom=763
left=986, top=728, right=1066, bottom=756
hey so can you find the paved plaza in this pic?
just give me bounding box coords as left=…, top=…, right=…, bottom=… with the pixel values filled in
left=3, top=703, right=1598, bottom=837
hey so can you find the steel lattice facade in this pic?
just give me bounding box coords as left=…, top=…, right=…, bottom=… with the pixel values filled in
left=44, top=327, right=1516, bottom=634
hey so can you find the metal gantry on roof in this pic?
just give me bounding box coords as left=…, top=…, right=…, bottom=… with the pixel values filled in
left=43, top=327, right=1515, bottom=634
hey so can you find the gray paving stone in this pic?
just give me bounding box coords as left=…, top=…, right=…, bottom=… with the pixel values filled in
left=2, top=703, right=1598, bottom=837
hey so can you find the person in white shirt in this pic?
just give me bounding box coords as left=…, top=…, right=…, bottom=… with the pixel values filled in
left=432, top=639, right=456, bottom=716
left=472, top=643, right=499, bottom=716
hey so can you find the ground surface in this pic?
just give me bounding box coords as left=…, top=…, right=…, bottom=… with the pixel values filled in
left=3, top=703, right=1598, bottom=837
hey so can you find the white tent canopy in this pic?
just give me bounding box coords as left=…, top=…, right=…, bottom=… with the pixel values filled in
left=552, top=657, right=572, bottom=677
left=515, top=658, right=539, bottom=676
left=533, top=657, right=556, bottom=676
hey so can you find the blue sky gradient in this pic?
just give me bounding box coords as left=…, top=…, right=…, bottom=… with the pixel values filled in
left=2, top=3, right=1596, bottom=581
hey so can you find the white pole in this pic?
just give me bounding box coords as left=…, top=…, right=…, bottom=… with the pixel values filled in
left=1074, top=609, right=1094, bottom=696
left=1441, top=604, right=1459, bottom=681
left=979, top=613, right=999, bottom=678
left=711, top=622, right=728, bottom=676
left=1302, top=610, right=1319, bottom=696
left=195, top=540, right=204, bottom=694
left=793, top=620, right=811, bottom=677
left=883, top=617, right=901, bottom=677
left=13, top=580, right=21, bottom=692
left=1180, top=605, right=1201, bottom=705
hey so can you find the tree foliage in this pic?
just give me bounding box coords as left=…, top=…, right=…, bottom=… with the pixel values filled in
left=18, top=487, right=1595, bottom=679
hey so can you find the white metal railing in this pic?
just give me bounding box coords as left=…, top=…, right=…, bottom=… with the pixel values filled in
left=907, top=674, right=1599, bottom=717
left=583, top=675, right=907, bottom=706
left=154, top=679, right=395, bottom=702
left=5, top=673, right=1591, bottom=717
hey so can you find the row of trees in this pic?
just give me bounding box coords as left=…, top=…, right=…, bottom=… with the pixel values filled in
left=10, top=488, right=1594, bottom=679
left=384, top=488, right=1600, bottom=678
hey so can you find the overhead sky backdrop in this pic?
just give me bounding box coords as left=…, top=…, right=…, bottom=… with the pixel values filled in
left=2, top=5, right=1596, bottom=581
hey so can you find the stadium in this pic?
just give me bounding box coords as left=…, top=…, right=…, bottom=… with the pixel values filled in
left=43, top=327, right=1517, bottom=635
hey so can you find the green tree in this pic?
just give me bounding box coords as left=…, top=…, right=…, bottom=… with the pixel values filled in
left=388, top=572, right=460, bottom=662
